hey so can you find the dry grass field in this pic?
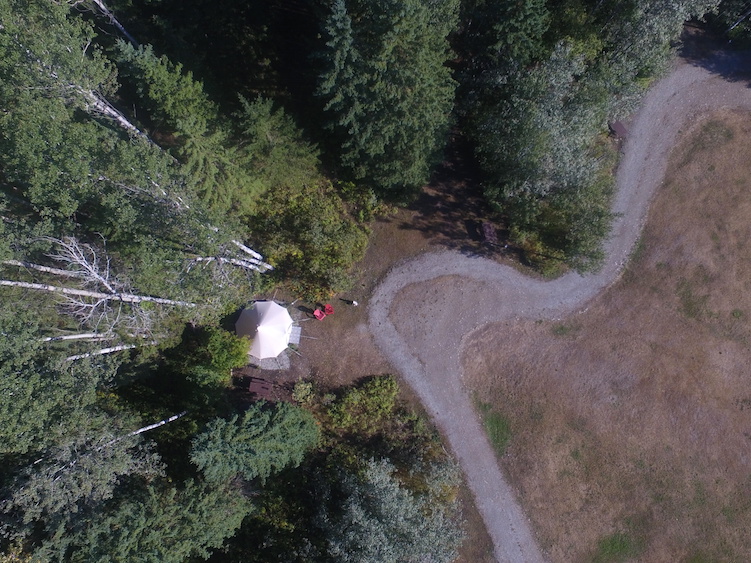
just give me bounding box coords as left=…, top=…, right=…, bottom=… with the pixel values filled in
left=462, top=109, right=751, bottom=562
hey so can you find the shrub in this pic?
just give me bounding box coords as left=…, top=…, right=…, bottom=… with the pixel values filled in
left=250, top=182, right=369, bottom=300
left=292, top=379, right=315, bottom=405
left=328, top=376, right=399, bottom=434
left=184, top=365, right=230, bottom=388
left=203, top=327, right=250, bottom=372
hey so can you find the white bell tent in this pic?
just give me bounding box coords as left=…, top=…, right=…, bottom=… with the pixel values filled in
left=235, top=301, right=294, bottom=359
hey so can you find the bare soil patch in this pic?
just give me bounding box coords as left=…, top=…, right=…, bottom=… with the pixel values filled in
left=462, top=110, right=751, bottom=562
left=277, top=137, right=505, bottom=389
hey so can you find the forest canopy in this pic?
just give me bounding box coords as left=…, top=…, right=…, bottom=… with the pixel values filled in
left=0, top=0, right=740, bottom=560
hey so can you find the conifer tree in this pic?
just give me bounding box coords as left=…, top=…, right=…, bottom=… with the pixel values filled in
left=191, top=401, right=320, bottom=484
left=1, top=414, right=163, bottom=542
left=37, top=479, right=251, bottom=563
left=317, top=0, right=459, bottom=197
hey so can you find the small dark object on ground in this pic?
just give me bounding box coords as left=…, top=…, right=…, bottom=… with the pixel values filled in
left=481, top=222, right=499, bottom=246
left=248, top=377, right=274, bottom=399
left=608, top=120, right=628, bottom=139
left=465, top=219, right=483, bottom=241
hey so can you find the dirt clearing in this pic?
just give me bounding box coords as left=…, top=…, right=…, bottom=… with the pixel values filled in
left=462, top=110, right=751, bottom=562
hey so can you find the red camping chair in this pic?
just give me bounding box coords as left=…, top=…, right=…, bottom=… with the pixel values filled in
left=313, top=309, right=326, bottom=321
left=323, top=304, right=334, bottom=316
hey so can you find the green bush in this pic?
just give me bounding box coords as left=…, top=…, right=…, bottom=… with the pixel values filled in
left=593, top=532, right=640, bottom=562
left=184, top=365, right=230, bottom=388
left=250, top=181, right=369, bottom=299
left=203, top=327, right=250, bottom=372
left=328, top=376, right=399, bottom=434
left=292, top=379, right=315, bottom=405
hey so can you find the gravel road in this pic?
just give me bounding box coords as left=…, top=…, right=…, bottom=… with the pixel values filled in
left=367, top=48, right=751, bottom=563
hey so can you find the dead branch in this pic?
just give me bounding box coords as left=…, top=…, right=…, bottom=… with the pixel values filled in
left=45, top=236, right=118, bottom=293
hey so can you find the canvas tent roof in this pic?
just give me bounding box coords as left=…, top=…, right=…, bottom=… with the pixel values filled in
left=236, top=301, right=293, bottom=359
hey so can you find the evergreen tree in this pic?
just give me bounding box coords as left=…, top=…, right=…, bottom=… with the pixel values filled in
left=235, top=95, right=320, bottom=197
left=39, top=479, right=251, bottom=562
left=0, top=296, right=122, bottom=455
left=115, top=43, right=321, bottom=218
left=462, top=0, right=550, bottom=72
left=317, top=0, right=459, bottom=197
left=191, top=401, right=320, bottom=485
left=1, top=413, right=163, bottom=544
left=115, top=42, right=252, bottom=216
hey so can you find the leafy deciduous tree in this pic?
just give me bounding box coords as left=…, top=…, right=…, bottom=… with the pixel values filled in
left=317, top=458, right=464, bottom=563
left=250, top=181, right=369, bottom=299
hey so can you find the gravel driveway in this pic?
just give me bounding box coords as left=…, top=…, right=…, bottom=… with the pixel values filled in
left=367, top=46, right=751, bottom=562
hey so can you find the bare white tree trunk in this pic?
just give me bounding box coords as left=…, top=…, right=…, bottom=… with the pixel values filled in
left=16, top=16, right=150, bottom=143
left=231, top=240, right=273, bottom=271
left=232, top=240, right=265, bottom=260
left=128, top=411, right=188, bottom=437
left=728, top=7, right=751, bottom=32
left=2, top=238, right=196, bottom=307
left=65, top=343, right=143, bottom=361
left=31, top=411, right=189, bottom=470
left=79, top=88, right=150, bottom=141
left=3, top=259, right=83, bottom=278
left=41, top=332, right=112, bottom=342
left=192, top=256, right=269, bottom=272
left=0, top=279, right=195, bottom=307
left=87, top=0, right=140, bottom=47
left=98, top=411, right=188, bottom=450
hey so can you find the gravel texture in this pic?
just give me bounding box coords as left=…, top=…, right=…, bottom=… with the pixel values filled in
left=367, top=47, right=751, bottom=563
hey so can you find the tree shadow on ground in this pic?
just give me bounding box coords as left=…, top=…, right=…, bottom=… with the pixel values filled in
left=397, top=133, right=513, bottom=259
left=679, top=23, right=751, bottom=84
